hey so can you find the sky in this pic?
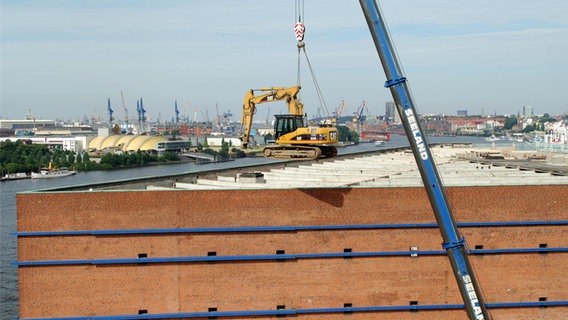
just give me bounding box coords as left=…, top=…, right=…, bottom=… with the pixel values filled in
left=1, top=0, right=567, bottom=123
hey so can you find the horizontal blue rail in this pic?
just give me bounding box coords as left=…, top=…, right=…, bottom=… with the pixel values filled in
left=17, top=300, right=568, bottom=320
left=13, top=220, right=568, bottom=237
left=13, top=247, right=568, bottom=267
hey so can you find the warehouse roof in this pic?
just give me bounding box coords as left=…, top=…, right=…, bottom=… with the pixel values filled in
left=88, top=134, right=167, bottom=152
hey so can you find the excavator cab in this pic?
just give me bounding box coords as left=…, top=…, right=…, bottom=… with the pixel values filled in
left=274, top=114, right=305, bottom=140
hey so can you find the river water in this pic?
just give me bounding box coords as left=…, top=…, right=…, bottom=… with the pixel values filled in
left=0, top=135, right=515, bottom=318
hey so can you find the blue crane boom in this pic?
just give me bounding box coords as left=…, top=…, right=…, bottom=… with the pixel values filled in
left=358, top=1, right=491, bottom=319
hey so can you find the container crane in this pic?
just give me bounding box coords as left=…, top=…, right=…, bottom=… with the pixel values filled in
left=215, top=103, right=222, bottom=134
left=140, top=98, right=146, bottom=122
left=354, top=100, right=368, bottom=121
left=332, top=99, right=346, bottom=124
left=137, top=98, right=147, bottom=133
left=107, top=98, right=114, bottom=128
left=359, top=1, right=491, bottom=319
left=175, top=100, right=180, bottom=124
left=353, top=100, right=369, bottom=136
left=120, top=91, right=129, bottom=133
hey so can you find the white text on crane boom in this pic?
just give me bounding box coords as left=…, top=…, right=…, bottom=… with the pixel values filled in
left=404, top=108, right=428, bottom=160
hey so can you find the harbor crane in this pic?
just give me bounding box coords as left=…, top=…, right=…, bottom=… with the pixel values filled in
left=137, top=98, right=147, bottom=132
left=107, top=98, right=114, bottom=128
left=175, top=100, right=180, bottom=124
left=332, top=99, right=346, bottom=124
left=353, top=100, right=369, bottom=136
left=120, top=91, right=129, bottom=133
left=359, top=0, right=491, bottom=319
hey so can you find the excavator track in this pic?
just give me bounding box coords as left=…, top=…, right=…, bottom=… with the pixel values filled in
left=262, top=145, right=336, bottom=161
left=319, top=146, right=338, bottom=158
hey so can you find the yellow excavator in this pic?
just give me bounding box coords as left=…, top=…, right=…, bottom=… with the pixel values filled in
left=239, top=85, right=338, bottom=161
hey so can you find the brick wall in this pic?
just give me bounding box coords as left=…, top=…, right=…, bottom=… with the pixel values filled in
left=17, top=185, right=568, bottom=319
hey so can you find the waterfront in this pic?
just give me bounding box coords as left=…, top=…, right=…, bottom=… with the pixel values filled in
left=0, top=135, right=541, bottom=318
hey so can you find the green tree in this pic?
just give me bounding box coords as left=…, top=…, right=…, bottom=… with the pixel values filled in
left=503, top=116, right=518, bottom=130
left=231, top=147, right=246, bottom=158
left=125, top=153, right=136, bottom=167
left=348, top=130, right=360, bottom=144
left=160, top=152, right=180, bottom=161
left=219, top=139, right=229, bottom=158
left=0, top=140, right=51, bottom=173
left=538, top=113, right=555, bottom=125
left=67, top=153, right=76, bottom=166
left=4, top=162, right=21, bottom=173
left=336, top=126, right=350, bottom=142
left=522, top=124, right=537, bottom=133
left=0, top=140, right=15, bottom=164
left=336, top=126, right=359, bottom=143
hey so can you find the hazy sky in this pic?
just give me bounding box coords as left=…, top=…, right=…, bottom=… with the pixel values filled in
left=1, top=0, right=567, bottom=123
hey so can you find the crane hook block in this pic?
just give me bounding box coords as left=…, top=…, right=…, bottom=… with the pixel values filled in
left=294, top=22, right=305, bottom=41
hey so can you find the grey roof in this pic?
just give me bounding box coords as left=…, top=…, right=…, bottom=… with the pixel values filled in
left=165, top=146, right=568, bottom=190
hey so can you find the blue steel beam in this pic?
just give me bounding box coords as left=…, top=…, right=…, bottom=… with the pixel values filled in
left=14, top=247, right=568, bottom=266
left=13, top=220, right=568, bottom=237
left=17, top=301, right=568, bottom=320
left=359, top=1, right=491, bottom=318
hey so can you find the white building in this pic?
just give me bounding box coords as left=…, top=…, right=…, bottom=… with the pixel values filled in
left=0, top=136, right=89, bottom=153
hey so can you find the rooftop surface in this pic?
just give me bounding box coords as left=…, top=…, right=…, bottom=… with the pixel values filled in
left=140, top=145, right=568, bottom=190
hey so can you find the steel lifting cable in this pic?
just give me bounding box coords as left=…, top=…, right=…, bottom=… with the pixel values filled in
left=295, top=0, right=304, bottom=22
left=300, top=47, right=330, bottom=118
left=296, top=43, right=302, bottom=86
left=295, top=0, right=305, bottom=86
left=294, top=0, right=332, bottom=119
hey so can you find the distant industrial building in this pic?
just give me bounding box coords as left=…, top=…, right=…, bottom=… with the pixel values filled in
left=523, top=105, right=534, bottom=117
left=154, top=123, right=212, bottom=137
left=0, top=119, right=56, bottom=131
left=0, top=136, right=88, bottom=153
left=0, top=119, right=94, bottom=136
left=384, top=101, right=396, bottom=123
left=457, top=110, right=468, bottom=117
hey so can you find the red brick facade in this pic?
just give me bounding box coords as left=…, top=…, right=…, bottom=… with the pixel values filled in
left=17, top=185, right=568, bottom=319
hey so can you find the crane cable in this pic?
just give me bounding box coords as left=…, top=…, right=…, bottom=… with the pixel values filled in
left=294, top=0, right=305, bottom=86
left=294, top=0, right=332, bottom=120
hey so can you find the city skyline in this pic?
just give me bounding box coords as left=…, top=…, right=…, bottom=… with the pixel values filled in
left=1, top=0, right=567, bottom=122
